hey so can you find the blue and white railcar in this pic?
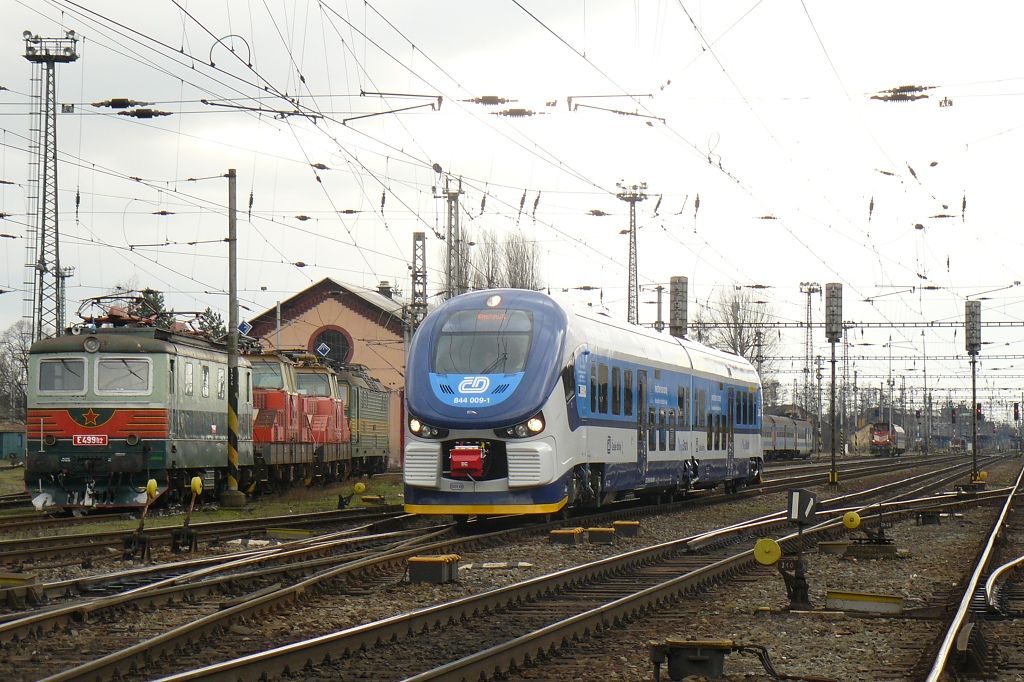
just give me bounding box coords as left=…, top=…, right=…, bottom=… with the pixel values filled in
left=403, top=290, right=763, bottom=517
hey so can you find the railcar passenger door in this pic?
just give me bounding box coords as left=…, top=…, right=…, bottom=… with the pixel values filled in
left=726, top=387, right=736, bottom=478
left=636, top=370, right=648, bottom=483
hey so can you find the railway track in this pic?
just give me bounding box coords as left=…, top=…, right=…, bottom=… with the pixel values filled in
left=919, top=463, right=1024, bottom=681
left=23, top=457, right=999, bottom=681
left=0, top=492, right=30, bottom=510
left=0, top=505, right=405, bottom=566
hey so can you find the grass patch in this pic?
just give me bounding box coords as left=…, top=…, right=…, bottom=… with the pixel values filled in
left=0, top=466, right=25, bottom=496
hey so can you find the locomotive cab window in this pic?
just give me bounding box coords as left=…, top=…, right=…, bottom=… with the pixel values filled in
left=38, top=358, right=85, bottom=392
left=432, top=309, right=532, bottom=374
left=297, top=372, right=332, bottom=397
left=252, top=361, right=285, bottom=389
left=96, top=358, right=151, bottom=394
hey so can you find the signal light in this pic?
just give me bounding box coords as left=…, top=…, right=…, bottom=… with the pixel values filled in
left=1014, top=402, right=1020, bottom=421
left=951, top=408, right=956, bottom=423
left=976, top=403, right=984, bottom=422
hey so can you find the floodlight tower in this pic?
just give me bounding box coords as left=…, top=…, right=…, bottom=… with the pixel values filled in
left=799, top=282, right=821, bottom=414
left=616, top=181, right=647, bottom=325
left=23, top=30, right=78, bottom=342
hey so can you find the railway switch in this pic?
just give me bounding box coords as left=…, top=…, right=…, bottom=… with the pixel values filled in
left=172, top=476, right=202, bottom=553
left=650, top=639, right=801, bottom=681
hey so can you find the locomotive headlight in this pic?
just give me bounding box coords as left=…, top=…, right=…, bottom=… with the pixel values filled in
left=513, top=424, right=528, bottom=438
left=126, top=434, right=140, bottom=446
left=527, top=416, right=545, bottom=433
left=409, top=418, right=423, bottom=434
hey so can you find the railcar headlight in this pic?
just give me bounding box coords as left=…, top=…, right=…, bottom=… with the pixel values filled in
left=126, top=434, right=140, bottom=446
left=497, top=412, right=545, bottom=439
left=43, top=434, right=57, bottom=446
left=408, top=416, right=448, bottom=439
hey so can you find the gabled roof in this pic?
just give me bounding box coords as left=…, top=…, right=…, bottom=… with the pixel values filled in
left=249, top=278, right=405, bottom=339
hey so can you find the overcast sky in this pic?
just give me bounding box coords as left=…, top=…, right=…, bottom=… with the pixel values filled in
left=1, top=1, right=1023, bottom=415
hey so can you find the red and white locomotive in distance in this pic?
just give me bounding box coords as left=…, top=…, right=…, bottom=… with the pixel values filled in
left=869, top=421, right=907, bottom=456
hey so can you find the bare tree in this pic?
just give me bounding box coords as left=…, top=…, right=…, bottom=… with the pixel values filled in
left=501, top=231, right=543, bottom=291
left=692, top=286, right=780, bottom=379
left=0, top=320, right=31, bottom=422
left=470, top=228, right=503, bottom=290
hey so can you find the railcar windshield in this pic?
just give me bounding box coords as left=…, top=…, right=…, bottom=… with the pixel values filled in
left=296, top=372, right=332, bottom=396
left=97, top=358, right=151, bottom=392
left=433, top=309, right=532, bottom=375
left=38, top=358, right=85, bottom=392
left=251, top=360, right=285, bottom=389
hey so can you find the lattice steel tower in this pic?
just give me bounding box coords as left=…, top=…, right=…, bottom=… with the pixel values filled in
left=23, top=30, right=78, bottom=342
left=616, top=181, right=647, bottom=325
left=409, top=231, right=428, bottom=336
left=799, top=282, right=821, bottom=413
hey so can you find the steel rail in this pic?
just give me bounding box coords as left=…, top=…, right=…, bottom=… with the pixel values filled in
left=985, top=553, right=1024, bottom=610
left=924, top=462, right=1024, bottom=682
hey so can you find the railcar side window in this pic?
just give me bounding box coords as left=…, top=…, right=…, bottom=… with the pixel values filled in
left=706, top=414, right=713, bottom=450
left=659, top=408, right=667, bottom=451
left=598, top=364, right=609, bottom=413
left=590, top=364, right=597, bottom=413
left=648, top=407, right=656, bottom=449
left=697, top=390, right=707, bottom=428
left=201, top=366, right=210, bottom=398
left=38, top=358, right=85, bottom=392
left=97, top=358, right=150, bottom=393
left=624, top=370, right=633, bottom=416
left=668, top=410, right=677, bottom=450
left=169, top=359, right=175, bottom=395
left=185, top=362, right=194, bottom=396
left=611, top=367, right=621, bottom=415
left=246, top=372, right=252, bottom=402
left=217, top=368, right=226, bottom=399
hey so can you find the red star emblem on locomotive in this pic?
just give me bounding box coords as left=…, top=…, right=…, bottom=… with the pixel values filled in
left=81, top=408, right=101, bottom=426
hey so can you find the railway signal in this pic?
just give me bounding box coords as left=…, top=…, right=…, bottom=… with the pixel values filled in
left=1014, top=402, right=1020, bottom=421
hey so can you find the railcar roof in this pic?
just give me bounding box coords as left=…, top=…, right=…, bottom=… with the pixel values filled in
left=567, top=302, right=759, bottom=384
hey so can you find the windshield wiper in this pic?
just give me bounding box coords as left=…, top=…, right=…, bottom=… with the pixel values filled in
left=479, top=352, right=508, bottom=374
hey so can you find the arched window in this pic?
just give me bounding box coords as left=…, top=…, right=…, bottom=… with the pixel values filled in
left=310, top=326, right=353, bottom=364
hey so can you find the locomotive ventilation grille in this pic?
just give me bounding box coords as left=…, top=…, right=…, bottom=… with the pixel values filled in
left=404, top=449, right=440, bottom=485
left=507, top=451, right=542, bottom=485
